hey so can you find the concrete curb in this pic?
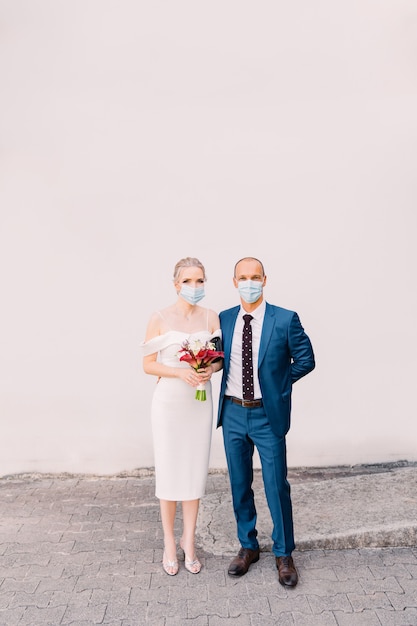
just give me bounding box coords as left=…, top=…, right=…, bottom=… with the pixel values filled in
left=198, top=462, right=417, bottom=555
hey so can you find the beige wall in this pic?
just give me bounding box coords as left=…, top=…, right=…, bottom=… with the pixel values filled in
left=1, top=1, right=416, bottom=475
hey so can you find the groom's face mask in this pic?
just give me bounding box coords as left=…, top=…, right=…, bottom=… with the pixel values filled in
left=237, top=279, right=263, bottom=304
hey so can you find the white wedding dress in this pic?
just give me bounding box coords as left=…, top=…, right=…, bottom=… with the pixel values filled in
left=141, top=326, right=221, bottom=501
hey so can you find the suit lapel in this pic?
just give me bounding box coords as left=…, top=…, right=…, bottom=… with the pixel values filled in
left=259, top=303, right=274, bottom=367
left=223, top=307, right=239, bottom=366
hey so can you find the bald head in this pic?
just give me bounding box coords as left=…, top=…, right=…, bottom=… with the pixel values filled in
left=234, top=257, right=265, bottom=279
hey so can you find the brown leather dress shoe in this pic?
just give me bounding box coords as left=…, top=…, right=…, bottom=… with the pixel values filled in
left=276, top=555, right=298, bottom=587
left=228, top=547, right=260, bottom=577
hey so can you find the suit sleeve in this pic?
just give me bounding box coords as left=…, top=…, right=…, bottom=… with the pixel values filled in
left=288, top=312, right=315, bottom=383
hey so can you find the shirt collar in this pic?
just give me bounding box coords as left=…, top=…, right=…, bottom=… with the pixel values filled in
left=239, top=300, right=266, bottom=322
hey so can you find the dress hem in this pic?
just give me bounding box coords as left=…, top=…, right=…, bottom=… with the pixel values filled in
left=155, top=493, right=206, bottom=501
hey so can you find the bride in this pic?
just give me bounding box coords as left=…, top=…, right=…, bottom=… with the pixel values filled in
left=141, top=257, right=222, bottom=575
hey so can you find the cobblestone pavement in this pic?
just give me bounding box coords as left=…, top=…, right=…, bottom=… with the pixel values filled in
left=0, top=465, right=417, bottom=625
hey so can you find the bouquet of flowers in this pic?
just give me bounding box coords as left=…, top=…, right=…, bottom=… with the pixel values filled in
left=177, top=338, right=224, bottom=401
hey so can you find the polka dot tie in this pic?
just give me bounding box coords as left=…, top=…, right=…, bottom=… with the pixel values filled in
left=242, top=314, right=254, bottom=400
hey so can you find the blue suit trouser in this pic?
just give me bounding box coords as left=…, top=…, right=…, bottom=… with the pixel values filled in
left=221, top=398, right=295, bottom=557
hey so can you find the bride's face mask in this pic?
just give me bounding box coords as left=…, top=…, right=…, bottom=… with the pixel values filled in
left=175, top=266, right=206, bottom=305
left=179, top=283, right=205, bottom=305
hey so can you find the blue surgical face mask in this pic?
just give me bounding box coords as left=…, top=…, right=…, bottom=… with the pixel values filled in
left=180, top=284, right=205, bottom=305
left=237, top=279, right=263, bottom=304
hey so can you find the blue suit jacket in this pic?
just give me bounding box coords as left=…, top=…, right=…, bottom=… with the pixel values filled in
left=217, top=302, right=315, bottom=437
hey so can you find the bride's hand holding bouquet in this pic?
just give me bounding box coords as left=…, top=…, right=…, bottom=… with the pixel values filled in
left=177, top=338, right=224, bottom=401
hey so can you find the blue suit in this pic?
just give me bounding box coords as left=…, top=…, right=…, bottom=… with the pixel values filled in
left=217, top=302, right=315, bottom=556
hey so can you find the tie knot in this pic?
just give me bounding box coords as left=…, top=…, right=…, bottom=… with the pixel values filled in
left=243, top=314, right=253, bottom=325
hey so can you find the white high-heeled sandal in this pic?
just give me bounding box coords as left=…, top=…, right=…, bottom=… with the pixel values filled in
left=162, top=550, right=179, bottom=576
left=180, top=540, right=201, bottom=574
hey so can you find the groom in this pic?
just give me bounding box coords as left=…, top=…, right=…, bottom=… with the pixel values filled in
left=217, top=257, right=315, bottom=587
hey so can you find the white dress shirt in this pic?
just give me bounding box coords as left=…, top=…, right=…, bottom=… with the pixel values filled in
left=225, top=300, right=266, bottom=400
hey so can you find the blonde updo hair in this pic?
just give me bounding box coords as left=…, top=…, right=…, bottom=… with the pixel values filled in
left=173, top=257, right=206, bottom=282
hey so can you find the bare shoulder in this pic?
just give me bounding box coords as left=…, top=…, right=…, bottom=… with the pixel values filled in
left=207, top=308, right=221, bottom=332
left=144, top=311, right=161, bottom=341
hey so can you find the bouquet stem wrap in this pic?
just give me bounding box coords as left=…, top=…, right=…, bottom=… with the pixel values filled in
left=195, top=381, right=207, bottom=401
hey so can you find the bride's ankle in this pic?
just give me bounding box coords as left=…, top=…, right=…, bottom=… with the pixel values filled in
left=164, top=540, right=177, bottom=559
left=180, top=537, right=195, bottom=554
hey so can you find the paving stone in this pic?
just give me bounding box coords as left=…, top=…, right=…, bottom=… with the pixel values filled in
left=0, top=465, right=416, bottom=625
left=0, top=607, right=26, bottom=626
left=333, top=610, right=382, bottom=625
left=292, top=610, right=338, bottom=625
